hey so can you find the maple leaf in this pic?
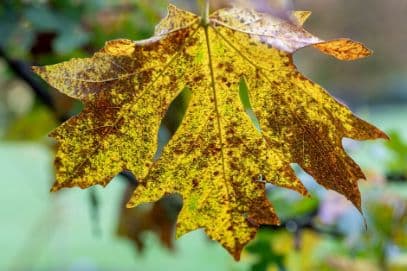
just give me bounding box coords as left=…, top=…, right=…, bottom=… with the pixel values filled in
left=33, top=5, right=387, bottom=260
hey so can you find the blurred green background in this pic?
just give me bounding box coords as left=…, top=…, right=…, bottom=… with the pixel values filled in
left=0, top=1, right=406, bottom=271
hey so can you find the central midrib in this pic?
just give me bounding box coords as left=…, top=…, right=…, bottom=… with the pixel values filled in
left=203, top=26, right=231, bottom=201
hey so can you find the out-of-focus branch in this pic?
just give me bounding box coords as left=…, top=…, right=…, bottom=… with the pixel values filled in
left=264, top=210, right=344, bottom=241
left=0, top=47, right=57, bottom=114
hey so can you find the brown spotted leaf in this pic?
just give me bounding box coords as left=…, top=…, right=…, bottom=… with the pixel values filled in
left=33, top=5, right=387, bottom=260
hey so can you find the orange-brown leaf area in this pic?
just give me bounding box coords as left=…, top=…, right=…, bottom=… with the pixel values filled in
left=33, top=5, right=387, bottom=260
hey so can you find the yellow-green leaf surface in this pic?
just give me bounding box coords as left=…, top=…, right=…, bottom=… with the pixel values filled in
left=33, top=5, right=387, bottom=260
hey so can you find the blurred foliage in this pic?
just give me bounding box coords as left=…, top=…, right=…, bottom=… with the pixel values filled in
left=4, top=105, right=57, bottom=140
left=0, top=0, right=165, bottom=60
left=246, top=230, right=286, bottom=271
left=246, top=181, right=407, bottom=271
left=385, top=131, right=407, bottom=181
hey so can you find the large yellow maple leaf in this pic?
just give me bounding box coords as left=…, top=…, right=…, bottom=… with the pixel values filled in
left=33, top=5, right=387, bottom=259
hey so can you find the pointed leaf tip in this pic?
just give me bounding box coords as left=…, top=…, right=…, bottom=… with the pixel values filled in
left=314, top=39, right=372, bottom=60
left=32, top=65, right=46, bottom=76
left=292, top=10, right=312, bottom=25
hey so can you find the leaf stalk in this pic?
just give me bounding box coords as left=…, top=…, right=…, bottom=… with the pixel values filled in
left=202, top=0, right=210, bottom=26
